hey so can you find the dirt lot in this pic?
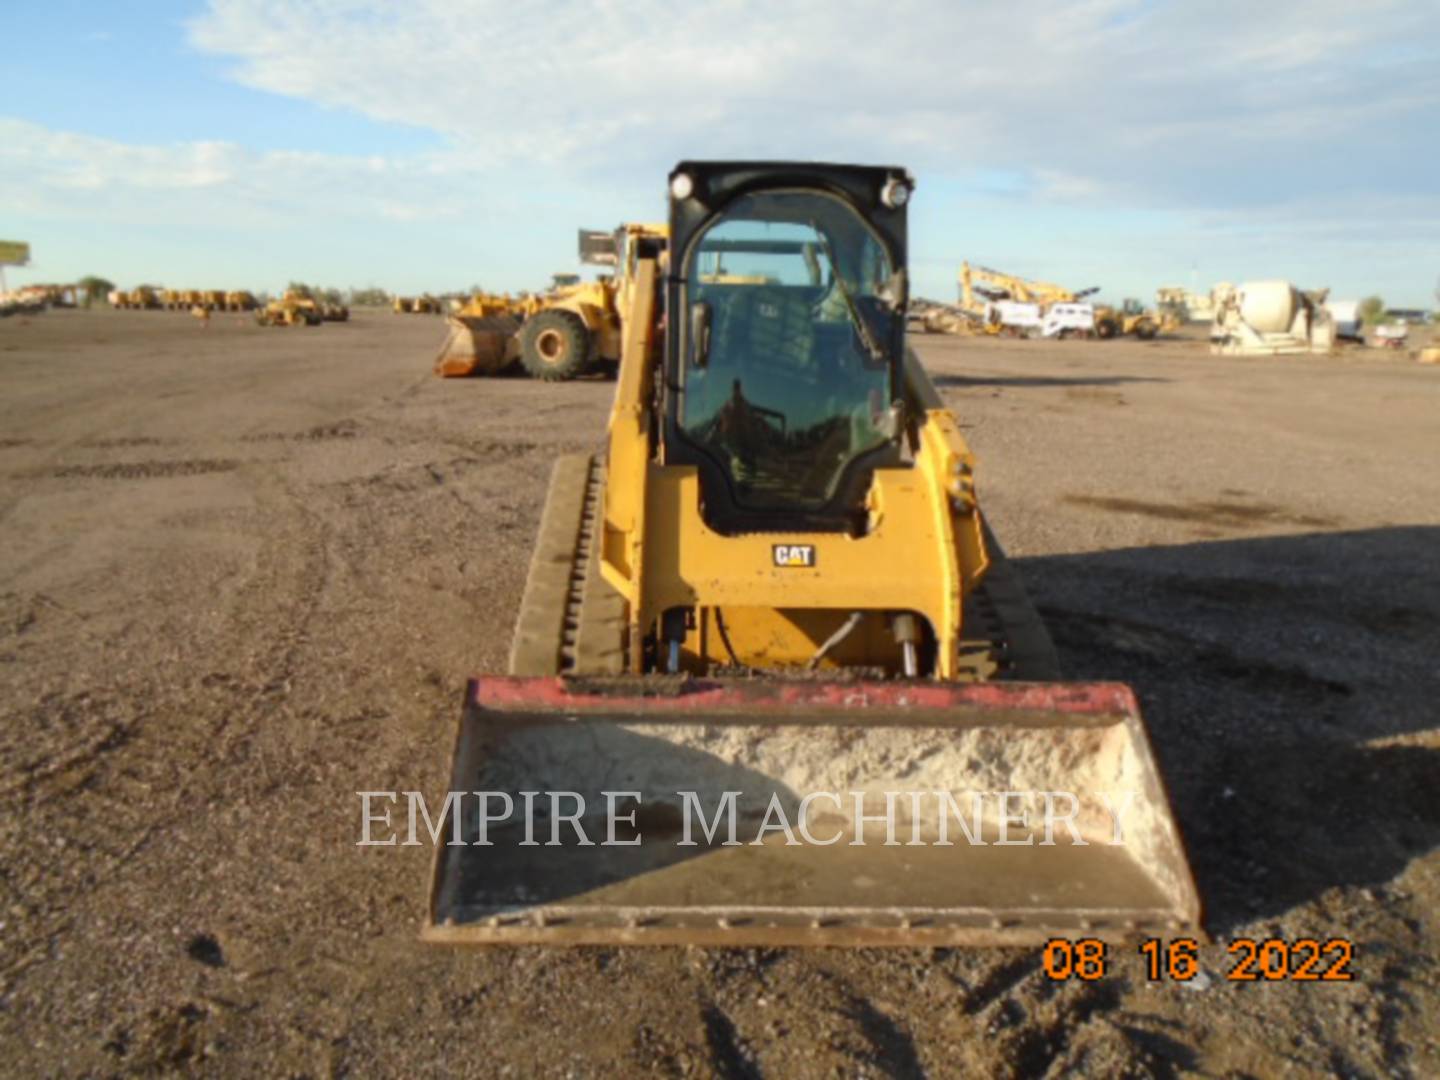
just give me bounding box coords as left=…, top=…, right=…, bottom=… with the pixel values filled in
left=0, top=307, right=1436, bottom=1078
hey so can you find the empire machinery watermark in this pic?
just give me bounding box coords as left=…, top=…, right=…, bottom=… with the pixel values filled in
left=356, top=789, right=1138, bottom=848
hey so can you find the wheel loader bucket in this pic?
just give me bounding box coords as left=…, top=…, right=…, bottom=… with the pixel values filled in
left=433, top=313, right=521, bottom=377
left=423, top=678, right=1201, bottom=946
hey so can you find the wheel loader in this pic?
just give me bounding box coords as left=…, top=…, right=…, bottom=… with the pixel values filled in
left=1093, top=299, right=1179, bottom=340
left=254, top=291, right=321, bottom=327
left=424, top=162, right=1199, bottom=947
left=433, top=224, right=668, bottom=380
left=432, top=292, right=531, bottom=377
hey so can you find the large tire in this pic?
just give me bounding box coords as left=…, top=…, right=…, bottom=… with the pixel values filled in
left=1134, top=319, right=1158, bottom=340
left=520, top=309, right=591, bottom=381
left=1094, top=316, right=1119, bottom=340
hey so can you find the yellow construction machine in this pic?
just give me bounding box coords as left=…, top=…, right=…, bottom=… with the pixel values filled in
left=958, top=262, right=1101, bottom=336
left=225, top=290, right=258, bottom=312
left=956, top=265, right=1176, bottom=341
left=1093, top=299, right=1179, bottom=341
left=117, top=286, right=162, bottom=310
left=433, top=293, right=532, bottom=377
left=434, top=224, right=669, bottom=380
left=423, top=162, right=1199, bottom=947
left=395, top=294, right=443, bottom=315
left=254, top=290, right=322, bottom=327
left=961, top=261, right=1094, bottom=310
left=908, top=298, right=984, bottom=336
left=516, top=224, right=668, bottom=380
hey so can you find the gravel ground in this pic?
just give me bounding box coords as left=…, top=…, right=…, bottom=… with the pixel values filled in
left=0, top=307, right=1436, bottom=1077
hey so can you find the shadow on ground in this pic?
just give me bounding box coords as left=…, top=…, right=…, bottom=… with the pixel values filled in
left=1015, top=526, right=1440, bottom=934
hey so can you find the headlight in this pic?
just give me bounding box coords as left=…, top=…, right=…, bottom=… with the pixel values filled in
left=670, top=172, right=695, bottom=200
left=881, top=178, right=910, bottom=209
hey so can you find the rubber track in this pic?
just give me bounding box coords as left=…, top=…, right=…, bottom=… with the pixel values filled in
left=508, top=455, right=626, bottom=676
left=958, top=519, right=1062, bottom=681
left=508, top=455, right=592, bottom=676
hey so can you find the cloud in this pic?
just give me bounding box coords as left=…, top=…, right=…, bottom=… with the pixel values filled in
left=0, top=117, right=477, bottom=227
left=0, top=114, right=639, bottom=292
left=184, top=0, right=1440, bottom=212
left=6, top=1, right=1437, bottom=300
left=2, top=120, right=232, bottom=196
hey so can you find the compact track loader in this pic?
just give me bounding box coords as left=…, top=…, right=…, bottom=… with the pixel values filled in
left=425, top=162, right=1199, bottom=946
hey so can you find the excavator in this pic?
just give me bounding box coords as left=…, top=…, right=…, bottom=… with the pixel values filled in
left=959, top=262, right=1100, bottom=336
left=957, top=264, right=1176, bottom=340
left=424, top=162, right=1199, bottom=946
left=961, top=261, right=1097, bottom=309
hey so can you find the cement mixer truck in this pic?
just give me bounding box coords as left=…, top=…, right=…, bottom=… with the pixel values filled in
left=1210, top=281, right=1336, bottom=356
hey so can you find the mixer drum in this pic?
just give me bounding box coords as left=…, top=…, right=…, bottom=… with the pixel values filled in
left=1238, top=281, right=1299, bottom=333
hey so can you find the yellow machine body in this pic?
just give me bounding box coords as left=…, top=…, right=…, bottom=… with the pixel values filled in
left=597, top=260, right=988, bottom=679
left=543, top=222, right=670, bottom=365
left=434, top=293, right=527, bottom=377
left=255, top=291, right=322, bottom=327
left=435, top=223, right=669, bottom=380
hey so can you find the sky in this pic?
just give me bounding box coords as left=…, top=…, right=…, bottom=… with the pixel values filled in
left=3, top=0, right=1438, bottom=306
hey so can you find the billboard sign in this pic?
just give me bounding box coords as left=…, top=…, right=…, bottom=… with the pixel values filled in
left=0, top=241, right=30, bottom=266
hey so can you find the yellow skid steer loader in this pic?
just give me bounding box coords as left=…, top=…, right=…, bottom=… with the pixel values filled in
left=424, top=162, right=1199, bottom=946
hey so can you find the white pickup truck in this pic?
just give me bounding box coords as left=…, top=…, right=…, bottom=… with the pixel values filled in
left=1042, top=302, right=1097, bottom=338
left=1374, top=321, right=1409, bottom=348
left=987, top=299, right=1043, bottom=334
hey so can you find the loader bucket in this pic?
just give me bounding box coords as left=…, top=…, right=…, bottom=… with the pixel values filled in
left=423, top=678, right=1201, bottom=946
left=433, top=313, right=521, bottom=377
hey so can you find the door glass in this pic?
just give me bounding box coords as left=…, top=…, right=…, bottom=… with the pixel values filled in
left=680, top=191, right=897, bottom=511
